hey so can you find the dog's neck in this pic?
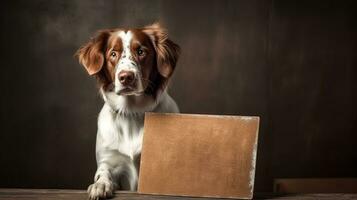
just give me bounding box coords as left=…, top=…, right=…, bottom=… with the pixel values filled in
left=100, top=87, right=164, bottom=116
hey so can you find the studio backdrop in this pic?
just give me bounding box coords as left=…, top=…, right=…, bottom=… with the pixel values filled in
left=0, top=0, right=356, bottom=192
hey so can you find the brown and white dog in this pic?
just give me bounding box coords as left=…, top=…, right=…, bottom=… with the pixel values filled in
left=76, top=23, right=180, bottom=199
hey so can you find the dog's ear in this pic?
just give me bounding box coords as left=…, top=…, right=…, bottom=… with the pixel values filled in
left=142, top=23, right=180, bottom=78
left=75, top=30, right=111, bottom=75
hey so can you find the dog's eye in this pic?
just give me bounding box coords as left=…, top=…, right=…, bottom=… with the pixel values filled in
left=110, top=51, right=117, bottom=57
left=137, top=49, right=144, bottom=56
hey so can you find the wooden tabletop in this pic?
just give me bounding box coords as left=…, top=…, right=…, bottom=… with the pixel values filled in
left=0, top=189, right=356, bottom=200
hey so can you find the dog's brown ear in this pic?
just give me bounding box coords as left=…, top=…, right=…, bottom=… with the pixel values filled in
left=76, top=30, right=111, bottom=75
left=142, top=23, right=180, bottom=78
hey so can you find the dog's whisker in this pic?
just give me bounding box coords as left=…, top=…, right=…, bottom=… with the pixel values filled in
left=140, top=78, right=156, bottom=91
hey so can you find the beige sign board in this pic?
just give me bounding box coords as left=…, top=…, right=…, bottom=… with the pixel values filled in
left=138, top=113, right=260, bottom=199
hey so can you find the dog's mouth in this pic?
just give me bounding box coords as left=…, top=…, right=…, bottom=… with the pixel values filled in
left=117, top=87, right=135, bottom=95
left=114, top=75, right=146, bottom=96
left=116, top=86, right=145, bottom=96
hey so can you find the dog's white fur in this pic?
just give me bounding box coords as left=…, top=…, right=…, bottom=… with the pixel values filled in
left=88, top=90, right=178, bottom=199
left=87, top=30, right=179, bottom=199
left=114, top=31, right=144, bottom=95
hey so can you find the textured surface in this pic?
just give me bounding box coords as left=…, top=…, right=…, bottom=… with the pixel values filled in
left=1, top=189, right=357, bottom=200
left=274, top=178, right=357, bottom=193
left=138, top=113, right=259, bottom=199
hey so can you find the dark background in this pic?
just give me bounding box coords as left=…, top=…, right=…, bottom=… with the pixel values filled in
left=1, top=0, right=356, bottom=192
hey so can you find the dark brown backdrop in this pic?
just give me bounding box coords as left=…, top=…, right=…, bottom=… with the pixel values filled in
left=0, top=0, right=356, bottom=192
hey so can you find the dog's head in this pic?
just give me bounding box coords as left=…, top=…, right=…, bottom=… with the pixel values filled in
left=76, top=23, right=180, bottom=97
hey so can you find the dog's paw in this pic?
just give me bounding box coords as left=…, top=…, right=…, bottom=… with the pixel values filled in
left=87, top=180, right=114, bottom=200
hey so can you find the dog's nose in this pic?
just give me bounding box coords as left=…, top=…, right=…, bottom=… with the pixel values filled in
left=118, top=71, right=135, bottom=86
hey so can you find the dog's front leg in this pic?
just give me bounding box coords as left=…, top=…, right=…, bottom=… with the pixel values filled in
left=88, top=162, right=115, bottom=200
left=88, top=149, right=136, bottom=199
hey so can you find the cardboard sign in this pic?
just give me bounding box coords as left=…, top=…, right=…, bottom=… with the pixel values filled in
left=138, top=113, right=260, bottom=199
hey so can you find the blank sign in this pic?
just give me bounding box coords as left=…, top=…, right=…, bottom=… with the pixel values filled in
left=138, top=113, right=259, bottom=199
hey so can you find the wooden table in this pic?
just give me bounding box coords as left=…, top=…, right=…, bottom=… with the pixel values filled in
left=0, top=189, right=356, bottom=200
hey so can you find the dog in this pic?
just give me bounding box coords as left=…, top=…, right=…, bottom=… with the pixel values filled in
left=76, top=23, right=180, bottom=199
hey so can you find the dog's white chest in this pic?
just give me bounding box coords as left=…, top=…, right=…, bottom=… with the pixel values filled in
left=115, top=114, right=144, bottom=159
left=96, top=92, right=179, bottom=162
left=97, top=104, right=145, bottom=160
